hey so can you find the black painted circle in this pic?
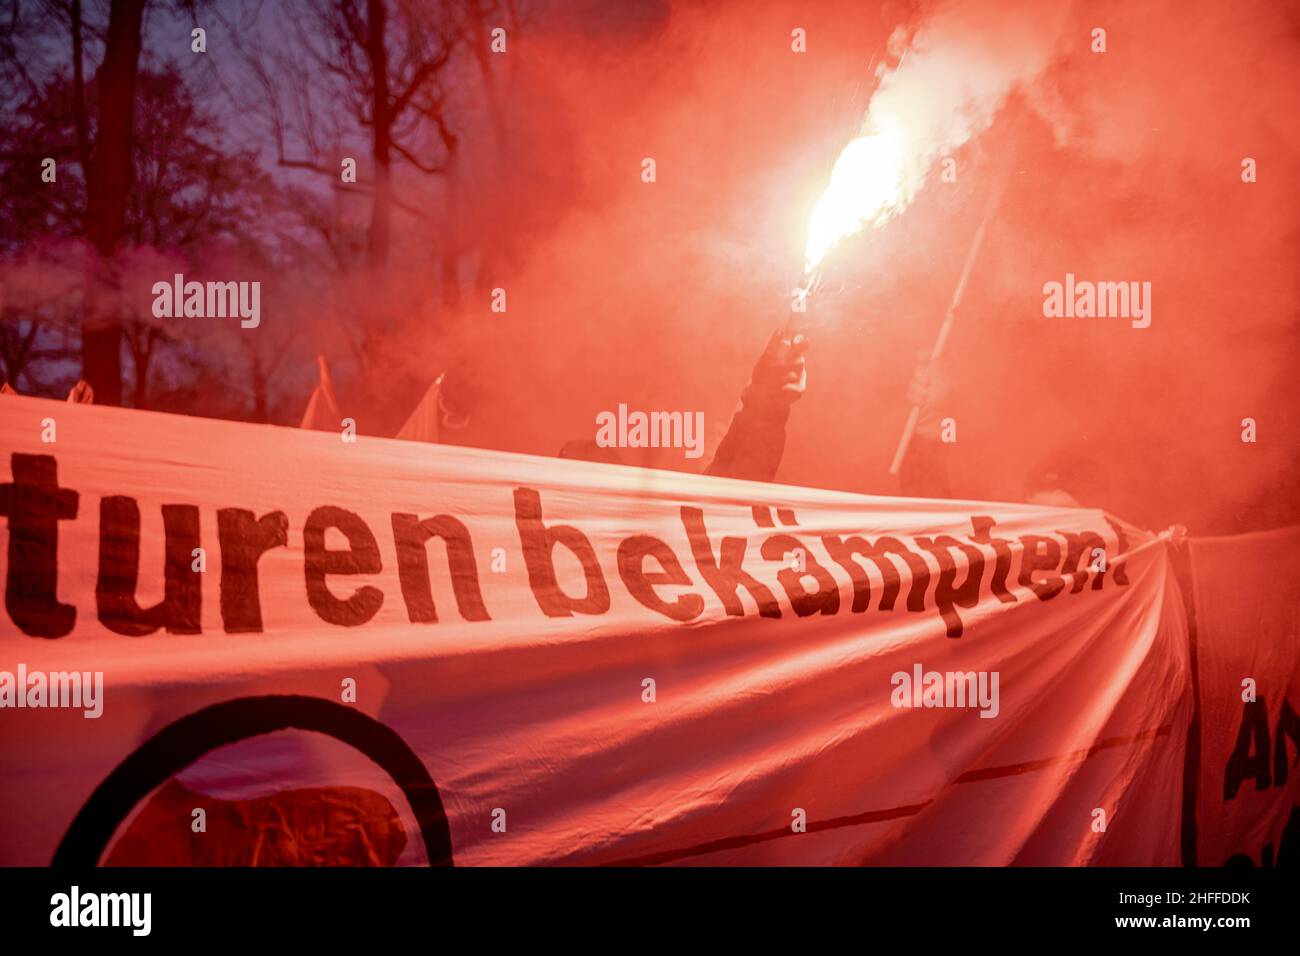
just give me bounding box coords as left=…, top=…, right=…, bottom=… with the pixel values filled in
left=52, top=695, right=454, bottom=866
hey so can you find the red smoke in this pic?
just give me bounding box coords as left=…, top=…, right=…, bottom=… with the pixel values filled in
left=400, top=0, right=1297, bottom=535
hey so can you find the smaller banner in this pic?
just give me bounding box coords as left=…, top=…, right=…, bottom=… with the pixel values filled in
left=1188, top=527, right=1300, bottom=867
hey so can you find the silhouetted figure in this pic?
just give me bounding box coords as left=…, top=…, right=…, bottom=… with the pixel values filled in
left=705, top=328, right=810, bottom=482
left=900, top=354, right=1085, bottom=506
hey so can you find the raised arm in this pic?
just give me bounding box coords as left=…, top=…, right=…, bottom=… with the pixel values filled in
left=705, top=329, right=809, bottom=483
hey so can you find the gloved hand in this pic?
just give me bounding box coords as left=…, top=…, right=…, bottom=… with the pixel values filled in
left=749, top=327, right=810, bottom=407
left=706, top=327, right=809, bottom=481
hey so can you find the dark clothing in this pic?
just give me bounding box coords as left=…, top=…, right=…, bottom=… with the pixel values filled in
left=704, top=384, right=793, bottom=483
left=898, top=435, right=952, bottom=499
left=705, top=385, right=954, bottom=495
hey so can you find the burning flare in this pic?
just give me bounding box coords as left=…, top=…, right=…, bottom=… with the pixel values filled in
left=803, top=114, right=907, bottom=274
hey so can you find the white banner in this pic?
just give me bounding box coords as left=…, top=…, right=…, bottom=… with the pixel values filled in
left=0, top=396, right=1190, bottom=865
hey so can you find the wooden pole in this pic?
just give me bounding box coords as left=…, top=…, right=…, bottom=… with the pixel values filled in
left=888, top=151, right=1014, bottom=477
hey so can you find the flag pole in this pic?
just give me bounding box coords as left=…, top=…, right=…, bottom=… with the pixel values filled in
left=884, top=0, right=1074, bottom=479
left=887, top=145, right=1015, bottom=477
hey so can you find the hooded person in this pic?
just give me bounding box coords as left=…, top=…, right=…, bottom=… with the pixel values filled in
left=898, top=351, right=953, bottom=499
left=900, top=352, right=1086, bottom=507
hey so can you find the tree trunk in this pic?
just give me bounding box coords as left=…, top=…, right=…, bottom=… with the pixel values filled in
left=243, top=339, right=270, bottom=423
left=70, top=0, right=91, bottom=174
left=81, top=0, right=147, bottom=407
left=126, top=324, right=156, bottom=409
left=365, top=0, right=391, bottom=272
left=441, top=252, right=460, bottom=307
left=467, top=0, right=512, bottom=288
left=440, top=151, right=462, bottom=307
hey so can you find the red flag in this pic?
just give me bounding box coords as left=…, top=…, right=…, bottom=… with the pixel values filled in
left=67, top=379, right=94, bottom=404
left=299, top=355, right=341, bottom=431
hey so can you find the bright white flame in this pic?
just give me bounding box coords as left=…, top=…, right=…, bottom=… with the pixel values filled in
left=803, top=118, right=907, bottom=274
